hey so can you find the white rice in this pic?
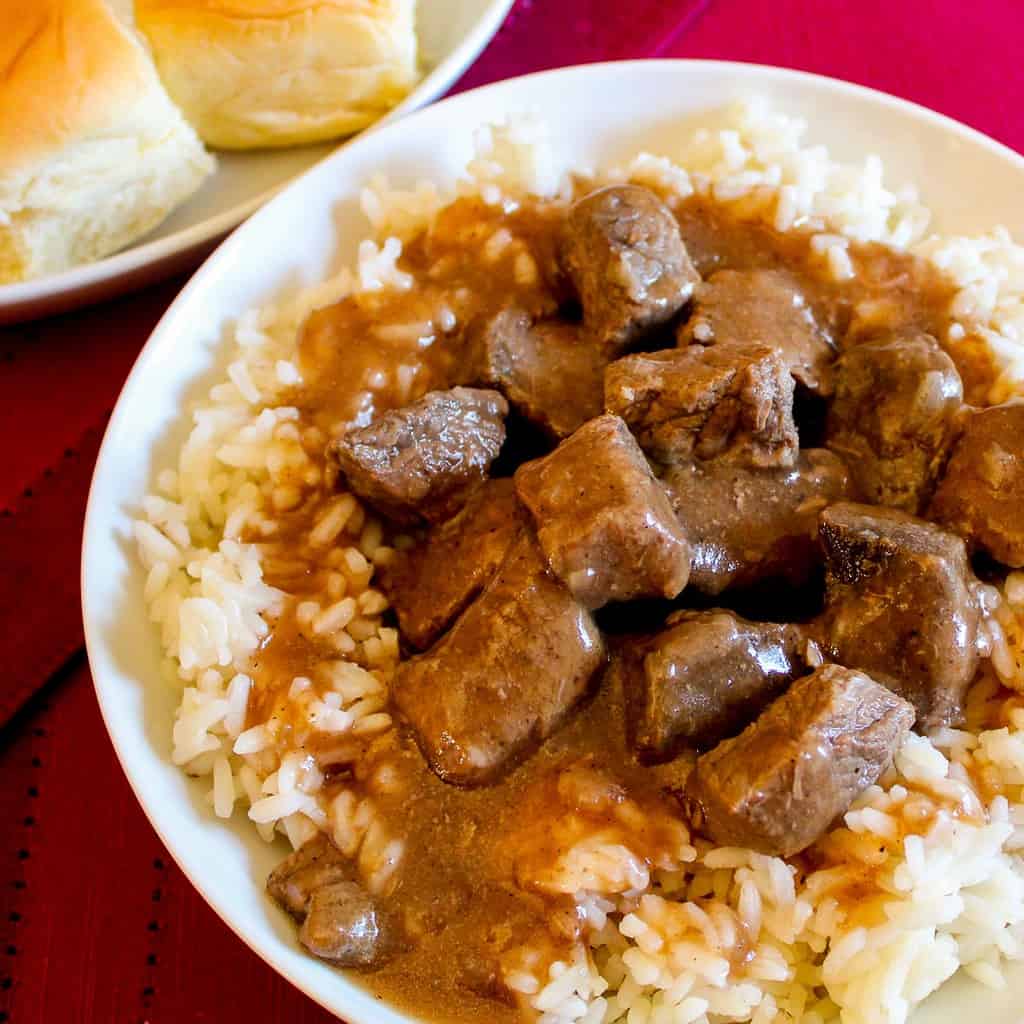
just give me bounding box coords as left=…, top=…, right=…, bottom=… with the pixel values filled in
left=134, top=100, right=1024, bottom=1023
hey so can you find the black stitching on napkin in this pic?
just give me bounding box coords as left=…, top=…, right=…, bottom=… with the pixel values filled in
left=141, top=856, right=168, bottom=1011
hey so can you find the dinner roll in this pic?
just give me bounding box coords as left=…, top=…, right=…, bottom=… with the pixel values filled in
left=135, top=0, right=420, bottom=150
left=0, top=0, right=215, bottom=284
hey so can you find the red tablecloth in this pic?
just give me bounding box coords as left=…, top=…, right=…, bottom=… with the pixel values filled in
left=3, top=1, right=1023, bottom=1020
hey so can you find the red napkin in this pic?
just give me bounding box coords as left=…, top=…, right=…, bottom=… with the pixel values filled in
left=0, top=425, right=104, bottom=727
left=0, top=279, right=182, bottom=728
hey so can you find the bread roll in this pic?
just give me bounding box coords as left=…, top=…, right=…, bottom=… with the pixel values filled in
left=135, top=0, right=420, bottom=150
left=0, top=0, right=215, bottom=284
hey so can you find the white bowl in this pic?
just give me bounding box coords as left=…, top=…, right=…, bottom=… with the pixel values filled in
left=83, top=60, right=1024, bottom=1022
left=0, top=0, right=514, bottom=325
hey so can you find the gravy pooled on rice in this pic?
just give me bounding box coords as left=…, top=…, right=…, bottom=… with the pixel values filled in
left=136, top=109, right=1024, bottom=1024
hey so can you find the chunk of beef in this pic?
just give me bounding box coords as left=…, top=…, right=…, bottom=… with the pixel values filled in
left=818, top=503, right=981, bottom=730
left=684, top=665, right=915, bottom=856
left=678, top=269, right=836, bottom=394
left=614, top=610, right=813, bottom=762
left=661, top=449, right=855, bottom=595
left=382, top=478, right=527, bottom=650
left=560, top=185, right=699, bottom=354
left=929, top=400, right=1024, bottom=567
left=300, top=881, right=395, bottom=967
left=392, top=532, right=606, bottom=785
left=826, top=331, right=964, bottom=513
left=267, top=833, right=351, bottom=920
left=514, top=414, right=691, bottom=609
left=604, top=343, right=798, bottom=467
left=328, top=387, right=508, bottom=525
left=267, top=834, right=398, bottom=967
left=460, top=308, right=606, bottom=440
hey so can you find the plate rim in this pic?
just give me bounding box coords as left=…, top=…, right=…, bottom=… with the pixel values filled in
left=0, top=0, right=516, bottom=317
left=82, top=58, right=1024, bottom=1022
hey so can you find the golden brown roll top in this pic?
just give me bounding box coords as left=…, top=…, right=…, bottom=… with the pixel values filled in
left=134, top=0, right=420, bottom=150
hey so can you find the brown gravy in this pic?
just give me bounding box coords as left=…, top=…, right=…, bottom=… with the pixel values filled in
left=354, top=682, right=687, bottom=1022
left=674, top=198, right=995, bottom=404
left=295, top=194, right=995, bottom=435
left=248, top=190, right=999, bottom=1022
left=295, top=198, right=567, bottom=434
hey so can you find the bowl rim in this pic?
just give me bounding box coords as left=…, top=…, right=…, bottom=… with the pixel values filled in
left=0, top=0, right=516, bottom=318
left=82, top=57, right=1024, bottom=1021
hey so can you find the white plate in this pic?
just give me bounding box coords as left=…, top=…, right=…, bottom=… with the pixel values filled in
left=0, top=0, right=514, bottom=326
left=83, top=61, right=1024, bottom=1023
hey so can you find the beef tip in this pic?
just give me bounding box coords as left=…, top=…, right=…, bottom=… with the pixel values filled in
left=614, top=609, right=813, bottom=762
left=825, top=331, right=964, bottom=513
left=459, top=308, right=606, bottom=440
left=383, top=478, right=526, bottom=650
left=300, top=881, right=396, bottom=967
left=514, top=414, right=691, bottom=609
left=560, top=185, right=699, bottom=355
left=267, top=834, right=398, bottom=967
left=678, top=269, right=836, bottom=394
left=818, top=502, right=981, bottom=730
left=661, top=449, right=855, bottom=595
left=392, top=532, right=606, bottom=785
left=684, top=664, right=914, bottom=857
left=267, top=833, right=352, bottom=920
left=328, top=387, right=508, bottom=525
left=929, top=400, right=1024, bottom=567
left=604, top=343, right=798, bottom=467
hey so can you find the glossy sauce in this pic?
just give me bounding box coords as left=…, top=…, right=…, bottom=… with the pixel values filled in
left=294, top=198, right=567, bottom=435
left=294, top=195, right=995, bottom=441
left=673, top=198, right=996, bottom=404
left=249, top=190, right=1000, bottom=1022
